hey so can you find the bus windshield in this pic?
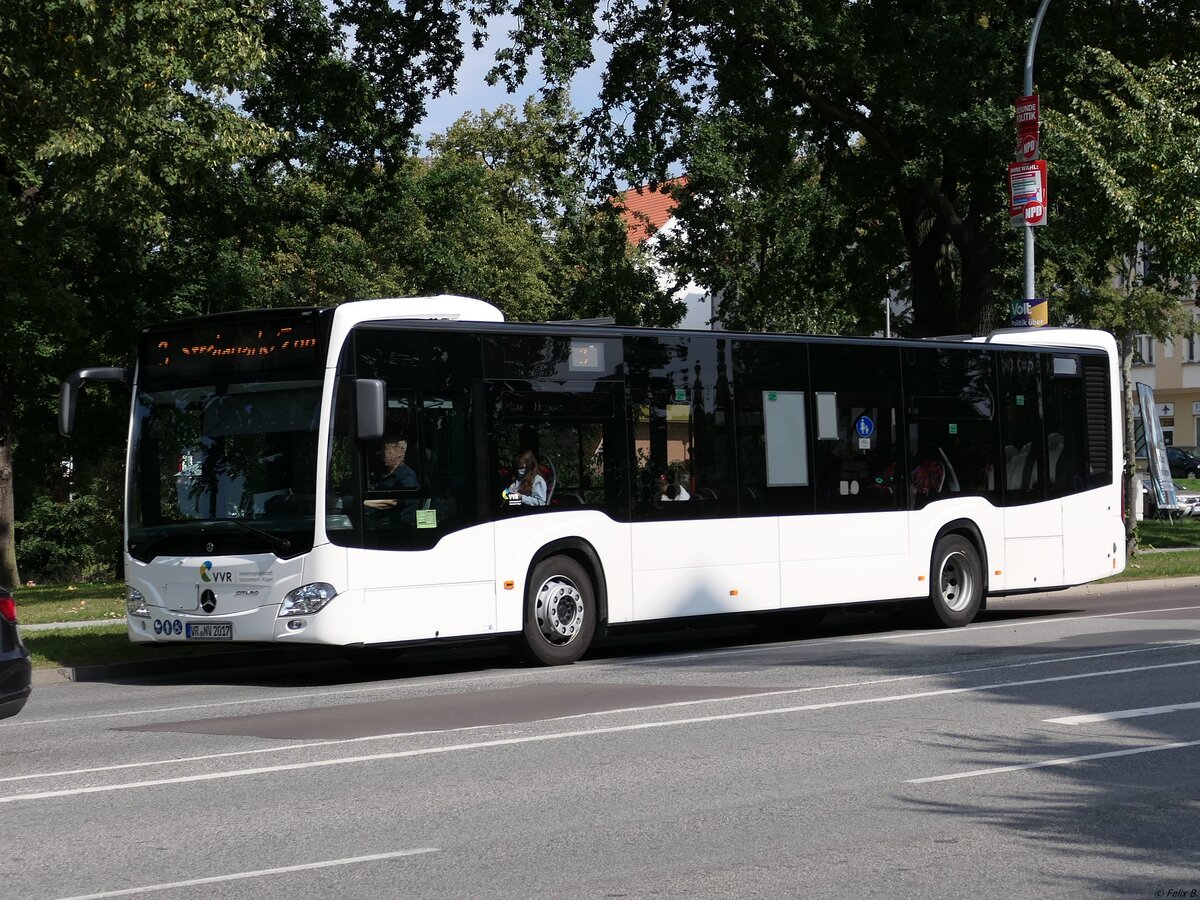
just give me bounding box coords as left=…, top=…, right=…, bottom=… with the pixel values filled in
left=127, top=379, right=324, bottom=560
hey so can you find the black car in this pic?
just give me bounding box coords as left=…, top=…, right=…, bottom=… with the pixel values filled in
left=0, top=587, right=31, bottom=720
left=1167, top=446, right=1200, bottom=479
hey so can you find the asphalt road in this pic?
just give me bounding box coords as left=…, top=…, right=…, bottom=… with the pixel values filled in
left=5, top=586, right=1200, bottom=899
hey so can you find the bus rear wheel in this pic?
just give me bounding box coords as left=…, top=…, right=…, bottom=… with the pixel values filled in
left=521, top=555, right=596, bottom=666
left=923, top=535, right=983, bottom=627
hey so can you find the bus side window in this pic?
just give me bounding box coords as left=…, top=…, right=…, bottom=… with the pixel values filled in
left=809, top=344, right=902, bottom=514
left=488, top=384, right=625, bottom=517
left=904, top=347, right=999, bottom=510
left=999, top=352, right=1045, bottom=506
left=627, top=335, right=735, bottom=520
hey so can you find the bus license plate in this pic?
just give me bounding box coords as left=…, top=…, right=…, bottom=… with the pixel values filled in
left=185, top=623, right=232, bottom=640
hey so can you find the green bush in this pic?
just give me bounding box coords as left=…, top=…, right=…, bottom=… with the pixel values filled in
left=16, top=494, right=120, bottom=583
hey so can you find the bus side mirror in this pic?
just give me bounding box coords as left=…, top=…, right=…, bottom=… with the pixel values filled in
left=59, top=367, right=130, bottom=437
left=355, top=379, right=386, bottom=441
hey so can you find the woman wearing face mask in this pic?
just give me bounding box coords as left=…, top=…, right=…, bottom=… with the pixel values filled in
left=503, top=449, right=548, bottom=506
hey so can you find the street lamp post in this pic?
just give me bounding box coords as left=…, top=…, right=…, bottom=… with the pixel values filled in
left=1023, top=0, right=1052, bottom=302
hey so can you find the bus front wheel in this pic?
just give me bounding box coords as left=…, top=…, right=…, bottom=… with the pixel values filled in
left=924, top=535, right=983, bottom=627
left=521, top=555, right=597, bottom=666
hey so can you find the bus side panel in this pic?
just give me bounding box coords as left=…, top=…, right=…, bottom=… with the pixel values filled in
left=494, top=511, right=633, bottom=634
left=779, top=511, right=911, bottom=606
left=347, top=524, right=496, bottom=643
left=630, top=517, right=780, bottom=620
left=907, top=499, right=1005, bottom=598
left=1003, top=500, right=1063, bottom=591
left=1062, top=490, right=1125, bottom=584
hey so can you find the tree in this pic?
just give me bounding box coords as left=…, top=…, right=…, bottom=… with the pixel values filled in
left=657, top=115, right=903, bottom=334
left=1040, top=48, right=1200, bottom=554
left=0, top=0, right=276, bottom=586
left=414, top=0, right=1191, bottom=337
left=426, top=100, right=677, bottom=325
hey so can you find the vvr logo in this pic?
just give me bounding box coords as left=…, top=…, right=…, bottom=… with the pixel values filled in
left=199, top=561, right=232, bottom=583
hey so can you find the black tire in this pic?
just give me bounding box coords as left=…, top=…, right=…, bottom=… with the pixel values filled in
left=520, top=555, right=597, bottom=666
left=922, top=535, right=984, bottom=627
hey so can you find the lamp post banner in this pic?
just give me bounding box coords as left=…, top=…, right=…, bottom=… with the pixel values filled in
left=1009, top=160, right=1048, bottom=226
left=1016, top=94, right=1040, bottom=161
left=1010, top=298, right=1048, bottom=327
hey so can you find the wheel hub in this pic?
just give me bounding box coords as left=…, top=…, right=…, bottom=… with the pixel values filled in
left=535, top=576, right=584, bottom=644
left=939, top=551, right=973, bottom=612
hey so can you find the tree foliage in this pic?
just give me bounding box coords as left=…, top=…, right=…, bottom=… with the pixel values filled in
left=458, top=0, right=1194, bottom=335
left=658, top=117, right=903, bottom=334
left=2, top=1, right=672, bottom=581
left=1040, top=47, right=1200, bottom=551
left=0, top=0, right=277, bottom=585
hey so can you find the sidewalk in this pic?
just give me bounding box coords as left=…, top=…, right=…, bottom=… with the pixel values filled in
left=26, top=575, right=1200, bottom=688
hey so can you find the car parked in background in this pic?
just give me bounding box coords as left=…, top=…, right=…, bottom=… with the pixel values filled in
left=1142, top=475, right=1200, bottom=518
left=0, top=587, right=32, bottom=719
left=1167, top=446, right=1200, bottom=479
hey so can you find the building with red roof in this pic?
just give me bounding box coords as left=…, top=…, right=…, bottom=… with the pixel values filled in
left=613, top=177, right=714, bottom=329
left=616, top=178, right=686, bottom=245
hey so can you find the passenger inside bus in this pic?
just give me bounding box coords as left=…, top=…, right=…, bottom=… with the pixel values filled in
left=503, top=449, right=548, bottom=506
left=655, top=471, right=690, bottom=502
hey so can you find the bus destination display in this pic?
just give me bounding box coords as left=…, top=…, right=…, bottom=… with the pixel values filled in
left=147, top=319, right=321, bottom=373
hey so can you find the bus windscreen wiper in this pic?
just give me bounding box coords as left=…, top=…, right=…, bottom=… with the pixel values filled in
left=199, top=518, right=292, bottom=555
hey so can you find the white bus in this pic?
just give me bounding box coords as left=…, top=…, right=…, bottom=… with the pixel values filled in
left=60, top=295, right=1125, bottom=665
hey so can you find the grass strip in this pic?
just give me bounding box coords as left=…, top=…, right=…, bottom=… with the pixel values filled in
left=1100, top=549, right=1200, bottom=582
left=10, top=582, right=124, bottom=625
left=1136, top=518, right=1200, bottom=551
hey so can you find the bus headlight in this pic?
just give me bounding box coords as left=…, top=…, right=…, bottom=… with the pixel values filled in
left=279, top=582, right=338, bottom=617
left=126, top=587, right=151, bottom=619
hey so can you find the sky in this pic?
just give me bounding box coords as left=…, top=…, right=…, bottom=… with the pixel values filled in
left=416, top=17, right=608, bottom=142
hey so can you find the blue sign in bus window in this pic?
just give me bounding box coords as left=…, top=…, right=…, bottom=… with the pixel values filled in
left=854, top=415, right=874, bottom=438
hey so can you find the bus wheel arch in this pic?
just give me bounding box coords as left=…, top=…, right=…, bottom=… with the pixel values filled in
left=923, top=520, right=988, bottom=627
left=525, top=538, right=608, bottom=628
left=519, top=539, right=606, bottom=665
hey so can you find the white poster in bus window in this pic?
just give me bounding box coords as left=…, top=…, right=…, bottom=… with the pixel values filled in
left=815, top=392, right=839, bottom=441
left=763, top=391, right=809, bottom=486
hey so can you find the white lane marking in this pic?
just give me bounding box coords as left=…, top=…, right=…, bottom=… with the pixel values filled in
left=50, top=848, right=439, bottom=899
left=906, top=740, right=1200, bottom=784
left=5, top=641, right=1199, bottom=786
left=1045, top=701, right=1200, bottom=725
left=6, top=657, right=1200, bottom=805
left=11, top=603, right=1200, bottom=731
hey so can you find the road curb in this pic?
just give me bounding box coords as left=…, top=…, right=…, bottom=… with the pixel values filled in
left=31, top=667, right=74, bottom=687
left=1044, top=575, right=1200, bottom=598
left=32, top=646, right=343, bottom=686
